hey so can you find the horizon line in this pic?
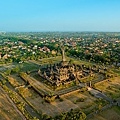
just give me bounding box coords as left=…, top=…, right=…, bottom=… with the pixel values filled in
left=1, top=31, right=120, bottom=33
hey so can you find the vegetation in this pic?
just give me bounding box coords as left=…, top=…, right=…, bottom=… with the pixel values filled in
left=55, top=109, right=86, bottom=120
left=0, top=32, right=120, bottom=120
left=0, top=32, right=120, bottom=66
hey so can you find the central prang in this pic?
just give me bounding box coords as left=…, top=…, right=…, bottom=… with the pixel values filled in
left=38, top=46, right=84, bottom=87
left=61, top=46, right=66, bottom=62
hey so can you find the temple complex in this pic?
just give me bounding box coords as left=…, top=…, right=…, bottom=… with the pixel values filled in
left=38, top=46, right=93, bottom=86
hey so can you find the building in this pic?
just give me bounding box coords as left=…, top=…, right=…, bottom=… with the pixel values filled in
left=38, top=46, right=92, bottom=86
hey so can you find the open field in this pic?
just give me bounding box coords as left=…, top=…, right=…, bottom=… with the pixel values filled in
left=0, top=86, right=24, bottom=120
left=88, top=106, right=120, bottom=120
left=25, top=87, right=99, bottom=117
left=19, top=62, right=39, bottom=72
left=95, top=76, right=120, bottom=99
left=0, top=64, right=15, bottom=72
left=30, top=56, right=93, bottom=66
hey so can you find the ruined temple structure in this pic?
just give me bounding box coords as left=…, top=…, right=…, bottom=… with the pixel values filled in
left=38, top=46, right=93, bottom=86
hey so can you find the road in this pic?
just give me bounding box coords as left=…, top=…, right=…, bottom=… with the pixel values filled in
left=87, top=87, right=113, bottom=102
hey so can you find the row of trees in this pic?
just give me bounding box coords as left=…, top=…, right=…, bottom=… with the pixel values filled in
left=55, top=109, right=86, bottom=120
left=37, top=109, right=86, bottom=120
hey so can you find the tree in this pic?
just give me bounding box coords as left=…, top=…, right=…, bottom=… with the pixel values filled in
left=12, top=66, right=20, bottom=73
left=79, top=112, right=86, bottom=120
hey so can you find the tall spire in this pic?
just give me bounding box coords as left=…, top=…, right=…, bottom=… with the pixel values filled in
left=61, top=46, right=66, bottom=62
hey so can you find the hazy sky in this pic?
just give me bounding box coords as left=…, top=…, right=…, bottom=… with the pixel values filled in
left=0, top=0, right=120, bottom=32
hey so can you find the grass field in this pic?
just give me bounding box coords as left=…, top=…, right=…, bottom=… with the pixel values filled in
left=95, top=76, right=120, bottom=99
left=19, top=62, right=39, bottom=72
left=88, top=106, right=120, bottom=120
left=29, top=56, right=93, bottom=66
